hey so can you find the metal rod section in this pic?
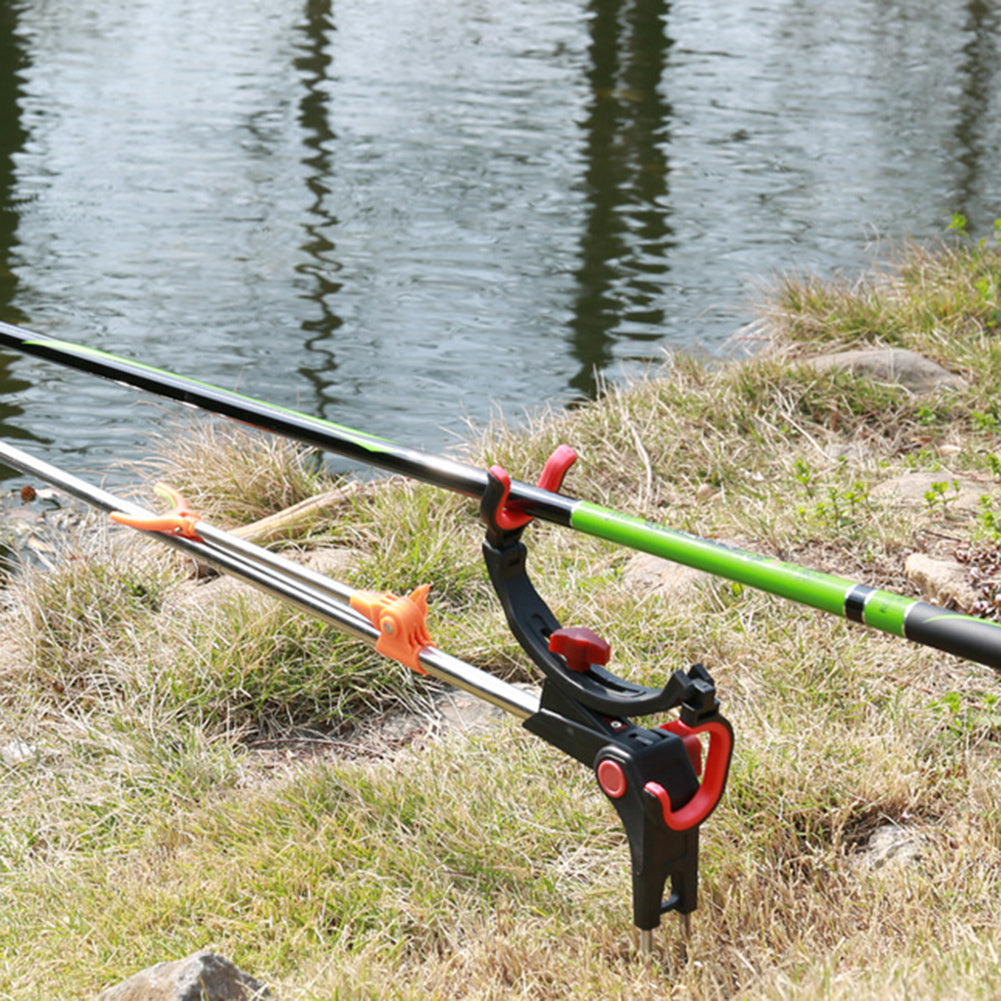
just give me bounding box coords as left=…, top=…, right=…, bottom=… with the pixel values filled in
left=194, top=520, right=357, bottom=608
left=0, top=439, right=539, bottom=721
left=3, top=323, right=1001, bottom=670
left=639, top=929, right=653, bottom=955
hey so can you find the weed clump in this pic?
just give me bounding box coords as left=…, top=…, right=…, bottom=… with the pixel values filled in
left=140, top=418, right=331, bottom=526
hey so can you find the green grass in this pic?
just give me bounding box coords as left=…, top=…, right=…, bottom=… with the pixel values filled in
left=138, top=417, right=331, bottom=528
left=4, top=228, right=1001, bottom=997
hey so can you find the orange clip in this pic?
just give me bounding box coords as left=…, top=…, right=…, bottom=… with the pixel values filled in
left=350, top=583, right=434, bottom=674
left=110, top=483, right=203, bottom=540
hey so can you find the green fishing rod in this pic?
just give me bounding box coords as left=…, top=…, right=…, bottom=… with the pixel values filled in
left=2, top=319, right=1001, bottom=671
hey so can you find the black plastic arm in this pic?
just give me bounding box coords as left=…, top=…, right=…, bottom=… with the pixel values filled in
left=479, top=466, right=733, bottom=932
left=482, top=534, right=707, bottom=717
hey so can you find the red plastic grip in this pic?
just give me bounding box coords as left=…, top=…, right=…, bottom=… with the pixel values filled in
left=644, top=719, right=732, bottom=832
left=487, top=445, right=578, bottom=532
left=548, top=626, right=611, bottom=673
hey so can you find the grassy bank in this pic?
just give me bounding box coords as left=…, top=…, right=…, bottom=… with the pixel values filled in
left=3, top=230, right=1001, bottom=998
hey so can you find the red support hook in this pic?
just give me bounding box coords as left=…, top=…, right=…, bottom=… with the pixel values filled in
left=644, top=719, right=733, bottom=832
left=487, top=444, right=578, bottom=533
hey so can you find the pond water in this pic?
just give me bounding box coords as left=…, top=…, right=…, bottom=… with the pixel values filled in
left=0, top=0, right=999, bottom=478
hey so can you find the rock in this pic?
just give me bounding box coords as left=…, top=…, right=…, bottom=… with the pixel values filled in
left=0, top=739, right=35, bottom=766
left=301, top=548, right=359, bottom=578
left=99, top=952, right=269, bottom=1001
left=904, top=552, right=980, bottom=611
left=871, top=472, right=989, bottom=512
left=860, top=822, right=924, bottom=871
left=822, top=442, right=869, bottom=463
left=621, top=551, right=713, bottom=600
left=437, top=689, right=508, bottom=733
left=694, top=483, right=719, bottom=503
left=805, top=348, right=968, bottom=392
left=436, top=684, right=540, bottom=734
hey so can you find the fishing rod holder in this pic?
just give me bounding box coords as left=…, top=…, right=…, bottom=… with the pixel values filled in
left=481, top=463, right=732, bottom=933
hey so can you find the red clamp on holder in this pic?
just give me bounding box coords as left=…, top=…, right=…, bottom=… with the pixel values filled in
left=486, top=444, right=577, bottom=533
left=350, top=584, right=434, bottom=674
left=645, top=718, right=733, bottom=831
left=548, top=626, right=611, bottom=673
left=110, top=483, right=203, bottom=540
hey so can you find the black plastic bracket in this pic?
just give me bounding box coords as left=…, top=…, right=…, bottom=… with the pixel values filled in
left=479, top=465, right=733, bottom=932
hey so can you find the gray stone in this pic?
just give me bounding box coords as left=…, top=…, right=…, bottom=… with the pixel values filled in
left=0, top=739, right=35, bottom=766
left=436, top=684, right=540, bottom=735
left=99, top=952, right=269, bottom=1001
left=861, top=822, right=925, bottom=871
left=437, top=689, right=507, bottom=733
left=904, top=552, right=980, bottom=612
left=621, top=551, right=714, bottom=601
left=805, top=348, right=968, bottom=392
left=871, top=472, right=989, bottom=512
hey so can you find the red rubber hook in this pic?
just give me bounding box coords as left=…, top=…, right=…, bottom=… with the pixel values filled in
left=488, top=444, right=577, bottom=532
left=644, top=719, right=733, bottom=832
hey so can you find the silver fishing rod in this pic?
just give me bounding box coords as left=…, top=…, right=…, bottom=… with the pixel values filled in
left=0, top=438, right=715, bottom=954
left=0, top=439, right=538, bottom=721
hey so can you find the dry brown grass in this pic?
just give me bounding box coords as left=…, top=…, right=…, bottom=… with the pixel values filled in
left=4, top=236, right=1001, bottom=997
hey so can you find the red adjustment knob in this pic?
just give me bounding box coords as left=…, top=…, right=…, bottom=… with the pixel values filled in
left=548, top=626, right=611, bottom=673
left=597, top=759, right=628, bottom=799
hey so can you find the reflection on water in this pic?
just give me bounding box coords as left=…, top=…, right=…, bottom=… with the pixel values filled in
left=0, top=0, right=28, bottom=445
left=570, top=0, right=673, bottom=397
left=954, top=0, right=1001, bottom=214
left=0, top=0, right=24, bottom=318
left=294, top=0, right=342, bottom=416
left=0, top=0, right=1000, bottom=474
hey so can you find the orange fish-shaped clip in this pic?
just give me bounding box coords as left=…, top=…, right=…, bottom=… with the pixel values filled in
left=350, top=583, right=434, bottom=674
left=110, top=483, right=203, bottom=540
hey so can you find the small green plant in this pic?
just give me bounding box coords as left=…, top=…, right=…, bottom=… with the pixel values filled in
left=923, top=479, right=960, bottom=513
left=932, top=689, right=1001, bottom=741
left=976, top=274, right=998, bottom=302
left=793, top=458, right=816, bottom=496
left=948, top=212, right=1001, bottom=250
left=795, top=460, right=875, bottom=540
left=948, top=211, right=969, bottom=234
left=971, top=410, right=1001, bottom=435
left=977, top=494, right=1001, bottom=543
left=817, top=480, right=871, bottom=531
